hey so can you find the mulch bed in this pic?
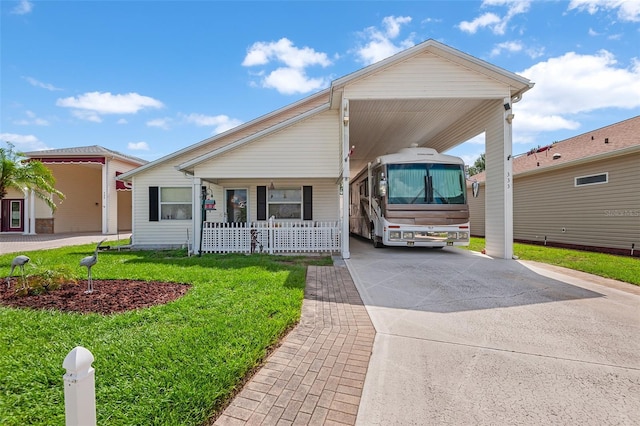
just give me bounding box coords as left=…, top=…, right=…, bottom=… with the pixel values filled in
left=1, top=278, right=190, bottom=315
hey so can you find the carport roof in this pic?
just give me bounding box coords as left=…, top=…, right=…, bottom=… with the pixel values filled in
left=119, top=39, right=533, bottom=180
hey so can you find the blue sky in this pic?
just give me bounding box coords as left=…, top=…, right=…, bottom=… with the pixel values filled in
left=2, top=0, right=639, bottom=166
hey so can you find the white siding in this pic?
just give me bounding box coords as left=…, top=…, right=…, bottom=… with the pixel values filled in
left=131, top=165, right=195, bottom=247
left=193, top=110, right=340, bottom=178
left=344, top=52, right=508, bottom=100
left=132, top=166, right=339, bottom=248
left=220, top=178, right=339, bottom=223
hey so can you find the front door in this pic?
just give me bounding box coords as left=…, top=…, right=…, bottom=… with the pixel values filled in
left=225, top=189, right=248, bottom=223
left=1, top=199, right=24, bottom=232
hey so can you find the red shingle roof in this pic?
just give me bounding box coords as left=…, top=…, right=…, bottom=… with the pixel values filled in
left=471, top=115, right=640, bottom=182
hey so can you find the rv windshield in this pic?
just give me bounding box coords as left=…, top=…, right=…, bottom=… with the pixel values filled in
left=386, top=163, right=466, bottom=205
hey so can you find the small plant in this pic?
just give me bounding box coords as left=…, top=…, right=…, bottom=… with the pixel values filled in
left=13, top=263, right=77, bottom=296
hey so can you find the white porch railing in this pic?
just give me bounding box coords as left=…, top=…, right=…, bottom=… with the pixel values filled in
left=200, top=220, right=341, bottom=254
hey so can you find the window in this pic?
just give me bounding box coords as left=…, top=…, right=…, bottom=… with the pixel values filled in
left=575, top=173, right=608, bottom=187
left=387, top=163, right=466, bottom=205
left=268, top=188, right=302, bottom=219
left=257, top=186, right=312, bottom=221
left=160, top=187, right=192, bottom=220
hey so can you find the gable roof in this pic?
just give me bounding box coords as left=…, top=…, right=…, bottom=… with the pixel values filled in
left=471, top=115, right=640, bottom=182
left=119, top=39, right=533, bottom=181
left=118, top=90, right=330, bottom=180
left=24, top=145, right=148, bottom=166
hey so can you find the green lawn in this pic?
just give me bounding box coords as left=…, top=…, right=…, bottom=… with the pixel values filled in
left=463, top=237, right=640, bottom=286
left=0, top=243, right=331, bottom=425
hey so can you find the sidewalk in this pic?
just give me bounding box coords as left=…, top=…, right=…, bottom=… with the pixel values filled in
left=0, top=232, right=131, bottom=254
left=214, top=265, right=375, bottom=425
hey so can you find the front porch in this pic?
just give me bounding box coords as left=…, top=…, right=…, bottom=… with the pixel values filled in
left=199, top=219, right=341, bottom=254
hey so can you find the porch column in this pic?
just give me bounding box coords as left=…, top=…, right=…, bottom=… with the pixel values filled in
left=484, top=98, right=514, bottom=259
left=192, top=177, right=202, bottom=255
left=341, top=98, right=351, bottom=259
left=24, top=189, right=36, bottom=235
left=29, top=189, right=36, bottom=234
left=101, top=162, right=108, bottom=234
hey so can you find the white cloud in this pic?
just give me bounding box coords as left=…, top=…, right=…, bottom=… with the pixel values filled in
left=117, top=118, right=128, bottom=124
left=11, top=0, right=33, bottom=15
left=459, top=1, right=532, bottom=35
left=56, top=91, right=163, bottom=121
left=568, top=0, right=640, bottom=22
left=183, top=113, right=243, bottom=134
left=146, top=118, right=172, bottom=130
left=490, top=40, right=523, bottom=56
left=0, top=133, right=49, bottom=151
left=355, top=16, right=416, bottom=65
left=514, top=50, right=640, bottom=136
left=23, top=76, right=62, bottom=91
left=459, top=13, right=502, bottom=34
left=128, top=142, right=149, bottom=151
left=12, top=110, right=49, bottom=126
left=243, top=38, right=331, bottom=68
left=242, top=38, right=332, bottom=95
left=263, top=68, right=329, bottom=95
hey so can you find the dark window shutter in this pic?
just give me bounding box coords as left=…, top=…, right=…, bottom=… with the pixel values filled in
left=149, top=186, right=159, bottom=221
left=257, top=186, right=267, bottom=220
left=303, top=186, right=313, bottom=220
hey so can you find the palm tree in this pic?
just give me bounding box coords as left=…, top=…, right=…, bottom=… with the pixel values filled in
left=0, top=142, right=64, bottom=211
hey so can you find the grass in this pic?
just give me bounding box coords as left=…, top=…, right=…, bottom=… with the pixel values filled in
left=463, top=237, right=640, bottom=286
left=0, top=243, right=331, bottom=426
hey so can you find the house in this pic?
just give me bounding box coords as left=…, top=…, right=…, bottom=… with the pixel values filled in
left=117, top=39, right=534, bottom=259
left=467, top=115, right=640, bottom=257
left=1, top=145, right=146, bottom=235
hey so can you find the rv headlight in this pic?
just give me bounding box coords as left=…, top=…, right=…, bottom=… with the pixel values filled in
left=389, top=231, right=401, bottom=240
left=403, top=231, right=414, bottom=239
left=448, top=232, right=458, bottom=239
left=458, top=232, right=469, bottom=240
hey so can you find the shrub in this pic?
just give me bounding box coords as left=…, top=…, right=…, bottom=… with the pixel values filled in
left=13, top=264, right=77, bottom=296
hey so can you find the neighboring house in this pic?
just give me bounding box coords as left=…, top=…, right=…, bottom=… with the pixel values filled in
left=1, top=146, right=147, bottom=235
left=468, top=115, right=640, bottom=257
left=118, top=39, right=534, bottom=259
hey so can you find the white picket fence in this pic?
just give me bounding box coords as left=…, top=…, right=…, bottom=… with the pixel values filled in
left=200, top=219, right=341, bottom=254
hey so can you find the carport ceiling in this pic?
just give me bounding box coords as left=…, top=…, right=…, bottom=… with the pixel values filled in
left=347, top=98, right=484, bottom=175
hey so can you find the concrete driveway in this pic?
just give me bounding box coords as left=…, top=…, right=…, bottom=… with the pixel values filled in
left=346, top=237, right=640, bottom=425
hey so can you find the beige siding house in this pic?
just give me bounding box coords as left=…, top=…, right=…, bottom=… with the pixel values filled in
left=118, top=39, right=533, bottom=259
left=2, top=146, right=147, bottom=235
left=468, top=115, right=640, bottom=257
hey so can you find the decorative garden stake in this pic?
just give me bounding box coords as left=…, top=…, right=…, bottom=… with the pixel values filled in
left=80, top=239, right=106, bottom=294
left=6, top=255, right=30, bottom=289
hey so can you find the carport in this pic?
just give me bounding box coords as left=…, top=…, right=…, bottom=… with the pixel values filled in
left=334, top=40, right=533, bottom=259
left=119, top=40, right=533, bottom=256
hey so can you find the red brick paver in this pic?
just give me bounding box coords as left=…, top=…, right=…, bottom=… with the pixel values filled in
left=214, top=265, right=375, bottom=426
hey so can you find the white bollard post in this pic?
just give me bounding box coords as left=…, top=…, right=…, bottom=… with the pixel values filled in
left=62, top=346, right=96, bottom=426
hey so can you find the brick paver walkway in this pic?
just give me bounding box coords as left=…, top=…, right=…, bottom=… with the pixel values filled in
left=214, top=265, right=375, bottom=425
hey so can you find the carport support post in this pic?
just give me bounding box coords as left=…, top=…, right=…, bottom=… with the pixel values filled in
left=484, top=98, right=514, bottom=259
left=341, top=98, right=351, bottom=259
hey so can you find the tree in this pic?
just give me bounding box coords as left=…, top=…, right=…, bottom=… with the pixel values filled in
left=0, top=142, right=64, bottom=211
left=467, top=153, right=485, bottom=176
